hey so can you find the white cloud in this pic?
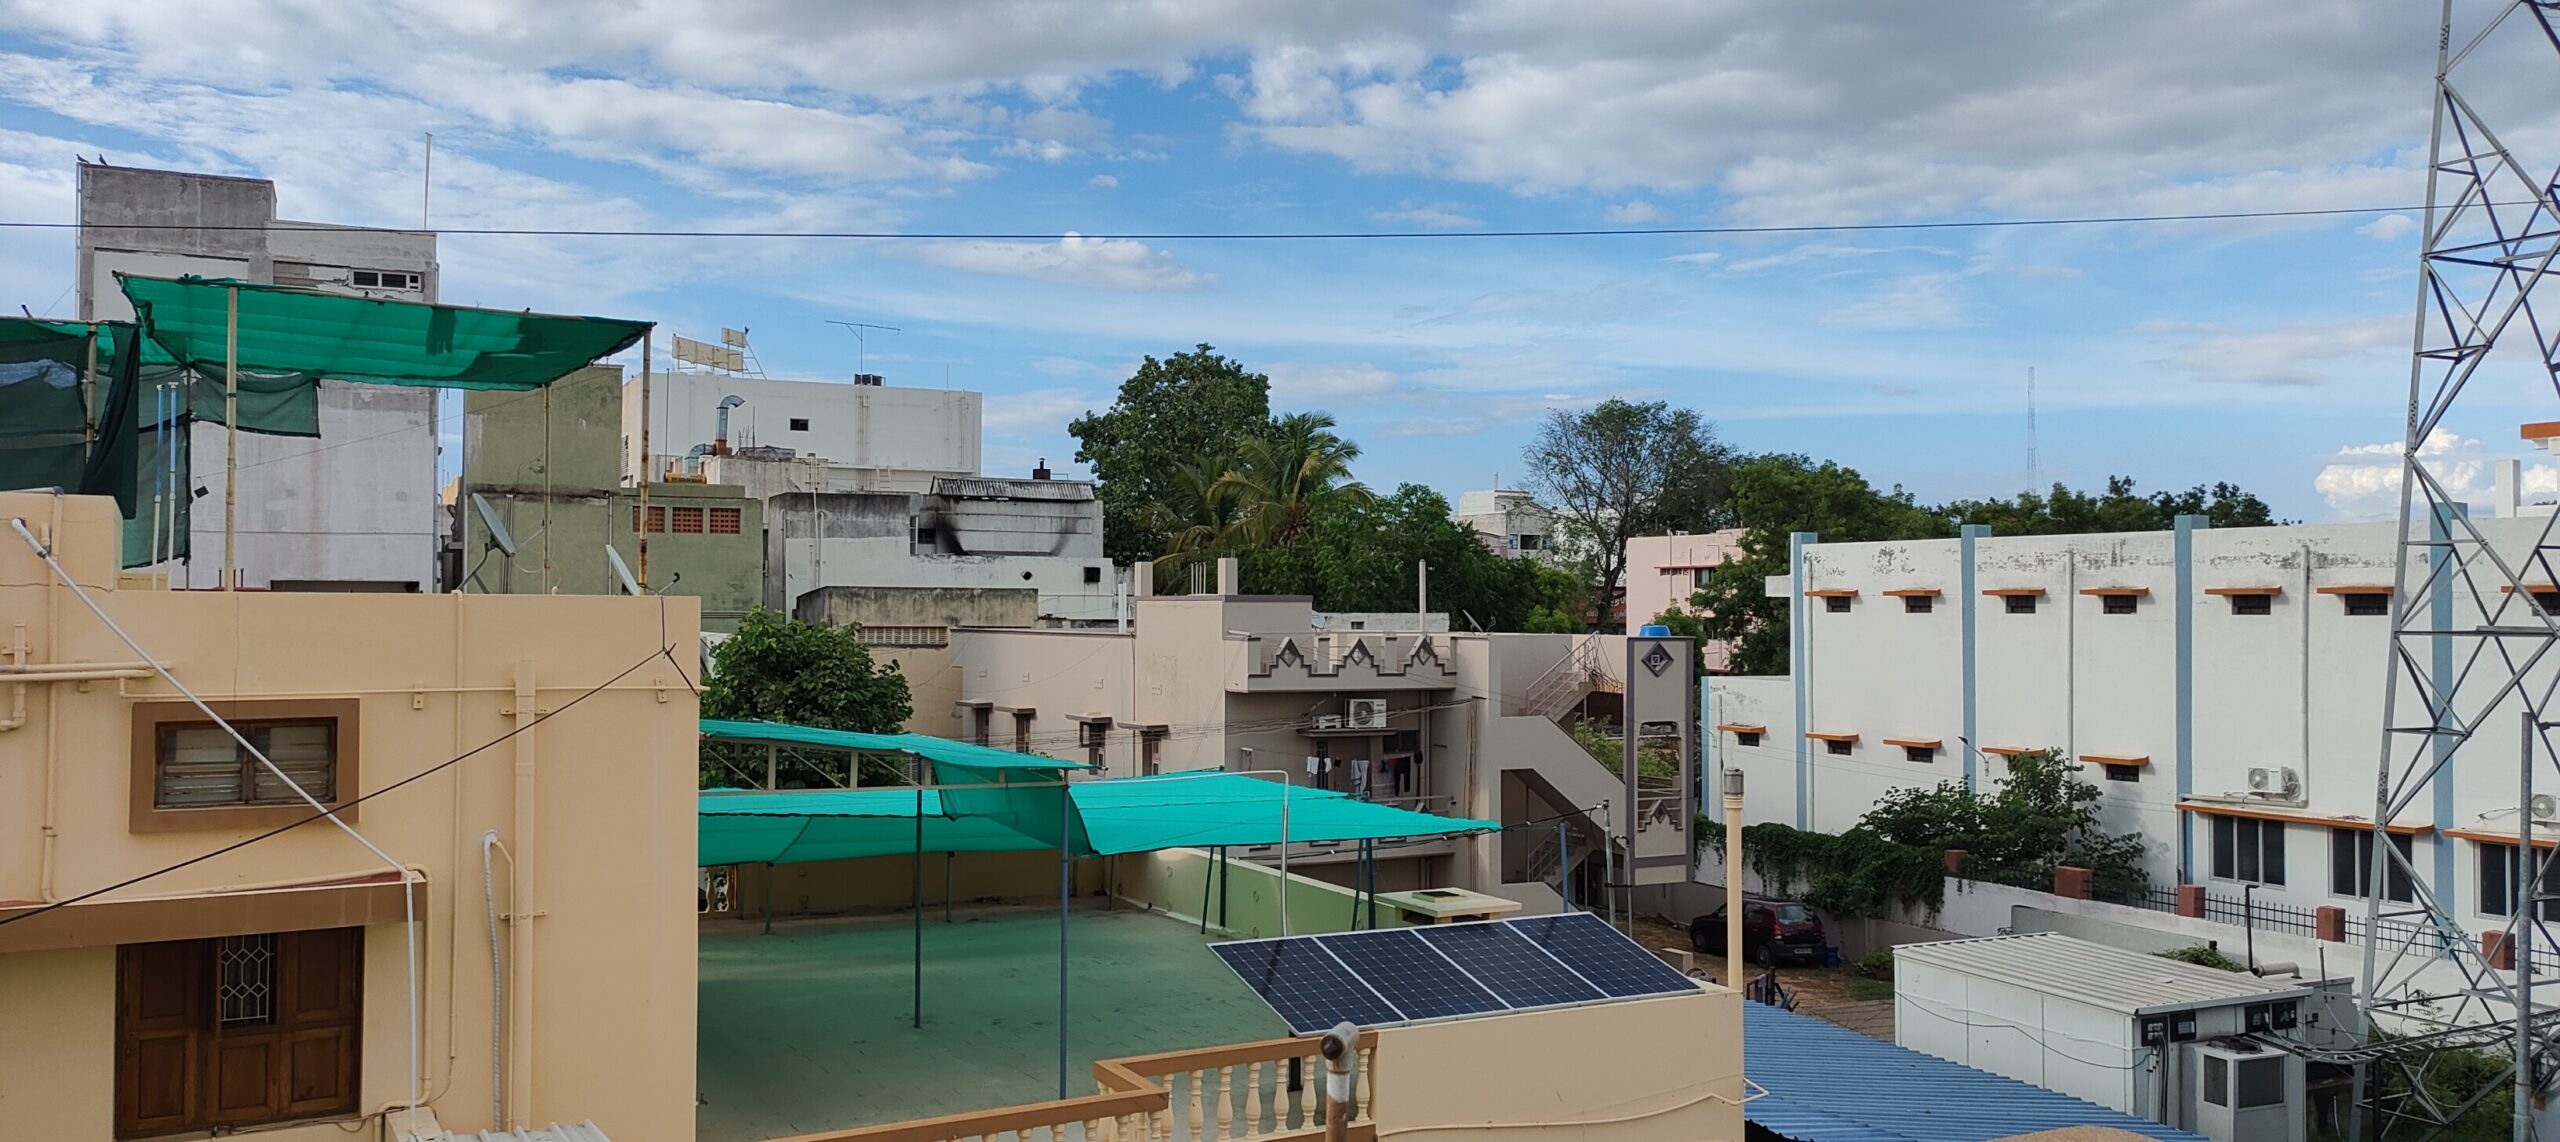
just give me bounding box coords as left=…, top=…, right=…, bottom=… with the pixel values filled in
left=1826, top=271, right=1970, bottom=331
left=1604, top=200, right=1665, bottom=224
left=981, top=386, right=1095, bottom=432
left=1088, top=173, right=1119, bottom=188
left=2143, top=316, right=2402, bottom=387
left=910, top=232, right=1210, bottom=291
left=2313, top=432, right=2560, bottom=519
left=1369, top=202, right=1479, bottom=229
left=1267, top=361, right=1400, bottom=402
left=2359, top=213, right=2417, bottom=240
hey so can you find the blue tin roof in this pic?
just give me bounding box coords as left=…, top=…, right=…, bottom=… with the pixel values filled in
left=1743, top=1002, right=2207, bottom=1142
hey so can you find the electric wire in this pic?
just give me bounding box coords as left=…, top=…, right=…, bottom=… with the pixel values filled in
left=0, top=200, right=2521, bottom=241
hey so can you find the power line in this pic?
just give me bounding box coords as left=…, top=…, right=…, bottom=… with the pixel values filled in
left=2, top=201, right=2499, bottom=243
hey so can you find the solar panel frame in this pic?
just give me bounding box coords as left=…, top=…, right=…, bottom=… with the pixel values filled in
left=1211, top=912, right=1702, bottom=1035
left=1310, top=929, right=1510, bottom=1020
left=1412, top=921, right=1607, bottom=1009
left=1210, top=936, right=1406, bottom=1035
left=1508, top=910, right=1703, bottom=998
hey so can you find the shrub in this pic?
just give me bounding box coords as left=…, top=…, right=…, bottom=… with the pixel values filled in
left=2155, top=944, right=2247, bottom=973
left=1854, top=948, right=1895, bottom=980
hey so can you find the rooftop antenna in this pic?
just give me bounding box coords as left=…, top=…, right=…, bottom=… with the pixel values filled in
left=2025, top=365, right=2039, bottom=493
left=825, top=320, right=901, bottom=377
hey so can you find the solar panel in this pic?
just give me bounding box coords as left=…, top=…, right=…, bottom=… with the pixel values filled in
left=1312, top=929, right=1508, bottom=1020
left=1212, top=937, right=1404, bottom=1035
left=1414, top=921, right=1606, bottom=1008
left=1509, top=910, right=1701, bottom=998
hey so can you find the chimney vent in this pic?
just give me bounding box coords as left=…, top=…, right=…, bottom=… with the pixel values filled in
left=1033, top=459, right=1052, bottom=480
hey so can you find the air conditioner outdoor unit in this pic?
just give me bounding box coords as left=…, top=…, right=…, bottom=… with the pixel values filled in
left=1312, top=714, right=1344, bottom=731
left=2534, top=794, right=2560, bottom=823
left=1345, top=699, right=1389, bottom=730
left=2246, top=767, right=2302, bottom=798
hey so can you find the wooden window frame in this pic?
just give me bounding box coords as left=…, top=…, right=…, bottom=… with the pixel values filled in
left=115, top=928, right=363, bottom=1138
left=132, top=700, right=360, bottom=833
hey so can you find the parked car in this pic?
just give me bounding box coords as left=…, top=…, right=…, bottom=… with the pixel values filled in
left=1689, top=900, right=1826, bottom=965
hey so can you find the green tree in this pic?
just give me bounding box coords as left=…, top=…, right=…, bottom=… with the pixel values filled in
left=1069, top=345, right=1272, bottom=563
left=1221, top=411, right=1372, bottom=547
left=703, top=609, right=913, bottom=731
left=1240, top=484, right=1586, bottom=631
left=1940, top=476, right=2285, bottom=535
left=1690, top=454, right=1948, bottom=673
left=1521, top=399, right=1737, bottom=622
left=1138, top=452, right=1249, bottom=577
left=1858, top=749, right=2150, bottom=901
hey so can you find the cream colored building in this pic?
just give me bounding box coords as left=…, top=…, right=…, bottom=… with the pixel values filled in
left=903, top=559, right=1699, bottom=910
left=1622, top=529, right=1747, bottom=672
left=0, top=491, right=697, bottom=1141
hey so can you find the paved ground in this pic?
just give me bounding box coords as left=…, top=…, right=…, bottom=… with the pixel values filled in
left=697, top=904, right=1285, bottom=1142
left=1628, top=916, right=1896, bottom=1039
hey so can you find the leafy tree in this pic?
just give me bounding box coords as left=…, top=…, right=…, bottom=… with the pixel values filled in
left=1221, top=411, right=1372, bottom=547
left=1859, top=749, right=2150, bottom=901
left=1940, top=476, right=2285, bottom=535
left=1069, top=345, right=1273, bottom=563
left=1691, top=454, right=1949, bottom=673
left=703, top=609, right=912, bottom=731
left=1241, top=483, right=1585, bottom=632
left=1138, top=452, right=1249, bottom=571
left=1521, top=399, right=1737, bottom=622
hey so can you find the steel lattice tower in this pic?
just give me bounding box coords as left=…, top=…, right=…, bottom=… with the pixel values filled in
left=2358, top=3, right=2560, bottom=1138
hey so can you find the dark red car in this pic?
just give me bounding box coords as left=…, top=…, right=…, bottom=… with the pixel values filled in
left=1689, top=900, right=1826, bottom=965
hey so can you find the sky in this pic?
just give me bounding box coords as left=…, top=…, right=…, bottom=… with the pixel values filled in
left=2, top=1, right=2557, bottom=523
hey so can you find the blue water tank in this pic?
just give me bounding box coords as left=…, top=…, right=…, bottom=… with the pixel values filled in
left=1637, top=624, right=1671, bottom=637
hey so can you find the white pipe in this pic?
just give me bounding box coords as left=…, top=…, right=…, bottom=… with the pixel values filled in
left=8, top=516, right=426, bottom=1138
left=482, top=831, right=507, bottom=1127
left=0, top=660, right=156, bottom=674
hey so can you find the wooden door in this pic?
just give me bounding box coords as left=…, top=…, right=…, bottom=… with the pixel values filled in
left=115, top=940, right=205, bottom=1137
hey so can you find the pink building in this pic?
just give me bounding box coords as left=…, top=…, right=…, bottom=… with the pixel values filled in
left=1624, top=529, right=1748, bottom=672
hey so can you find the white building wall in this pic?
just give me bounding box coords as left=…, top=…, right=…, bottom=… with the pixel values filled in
left=1711, top=515, right=2560, bottom=920
left=777, top=534, right=1119, bottom=624
left=629, top=372, right=980, bottom=490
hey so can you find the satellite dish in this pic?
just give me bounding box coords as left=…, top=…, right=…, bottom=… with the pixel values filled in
left=469, top=494, right=517, bottom=558
left=605, top=544, right=642, bottom=596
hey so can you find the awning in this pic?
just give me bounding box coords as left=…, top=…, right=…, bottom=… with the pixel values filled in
left=119, top=275, right=651, bottom=392
left=699, top=718, right=1093, bottom=782
left=696, top=770, right=1497, bottom=866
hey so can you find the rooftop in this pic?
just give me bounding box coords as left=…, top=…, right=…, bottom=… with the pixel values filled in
left=1894, top=933, right=2310, bottom=1015
left=1742, top=1002, right=2203, bottom=1142
left=696, top=904, right=1284, bottom=1142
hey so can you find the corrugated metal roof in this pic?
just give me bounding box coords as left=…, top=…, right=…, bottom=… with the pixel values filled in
left=1743, top=1003, right=2205, bottom=1142
left=1893, top=932, right=2307, bottom=1015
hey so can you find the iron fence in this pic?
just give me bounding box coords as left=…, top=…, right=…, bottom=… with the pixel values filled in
left=2128, top=886, right=2322, bottom=938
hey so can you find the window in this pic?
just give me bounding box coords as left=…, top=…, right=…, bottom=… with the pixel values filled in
left=1825, top=738, right=1852, bottom=756
left=2330, top=827, right=2415, bottom=901
left=2343, top=592, right=2390, bottom=616
left=1013, top=710, right=1034, bottom=753
left=2477, top=841, right=2560, bottom=918
left=967, top=706, right=991, bottom=747
left=671, top=506, right=705, bottom=534
left=1141, top=730, right=1164, bottom=776
left=631, top=505, right=666, bottom=533
left=1903, top=595, right=1934, bottom=614
left=788, top=417, right=811, bottom=432
left=115, top=928, right=361, bottom=1137
left=1518, top=534, right=1542, bottom=551
left=2102, top=594, right=2139, bottom=615
left=2231, top=594, right=2273, bottom=616
left=2234, top=1057, right=2287, bottom=1110
left=1084, top=566, right=1104, bottom=584
left=1735, top=731, right=1762, bottom=748
left=2535, top=590, right=2560, bottom=614
left=1903, top=745, right=1933, bottom=764
left=133, top=701, right=358, bottom=831
left=860, top=625, right=947, bottom=648
left=2210, top=815, right=2286, bottom=885
left=1349, top=620, right=1365, bottom=629
left=349, top=268, right=419, bottom=291
left=708, top=507, right=743, bottom=535
left=1692, top=568, right=1711, bottom=589
left=916, top=526, right=938, bottom=547
left=2103, top=764, right=2142, bottom=783
left=1079, top=720, right=1108, bottom=769
left=2005, top=594, right=2038, bottom=615
left=1823, top=595, right=1851, bottom=613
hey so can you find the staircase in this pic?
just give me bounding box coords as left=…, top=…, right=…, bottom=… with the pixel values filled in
left=1520, top=638, right=1605, bottom=723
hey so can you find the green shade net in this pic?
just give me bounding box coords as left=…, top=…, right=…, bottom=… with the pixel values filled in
left=698, top=719, right=1094, bottom=776
left=0, top=319, right=94, bottom=495
left=121, top=275, right=652, bottom=392
left=697, top=769, right=1498, bottom=866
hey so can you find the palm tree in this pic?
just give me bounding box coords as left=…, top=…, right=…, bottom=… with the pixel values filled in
left=1138, top=452, right=1249, bottom=572
left=1219, top=412, right=1372, bottom=547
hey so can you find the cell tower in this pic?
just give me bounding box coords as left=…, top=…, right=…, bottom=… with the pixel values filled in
left=2353, top=3, right=2560, bottom=1138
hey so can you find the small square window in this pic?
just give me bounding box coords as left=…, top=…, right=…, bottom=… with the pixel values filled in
left=1902, top=594, right=1933, bottom=614
left=1903, top=745, right=1933, bottom=764
left=1692, top=568, right=1711, bottom=589
left=671, top=506, right=705, bottom=533
left=2004, top=594, right=2038, bottom=614
left=2102, top=594, right=2138, bottom=615
left=1735, top=731, right=1761, bottom=748
left=1518, top=534, right=1542, bottom=551
left=2534, top=590, right=2560, bottom=614
left=2231, top=594, right=2272, bottom=616
left=2104, top=764, right=2142, bottom=782
left=708, top=507, right=743, bottom=535
left=1822, top=595, right=1851, bottom=613
left=916, top=526, right=937, bottom=545
left=1084, top=566, right=1103, bottom=584
left=1824, top=738, right=1852, bottom=756
left=789, top=417, right=811, bottom=432
left=2342, top=592, right=2390, bottom=616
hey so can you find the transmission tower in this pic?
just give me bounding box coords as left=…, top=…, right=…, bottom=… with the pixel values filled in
left=2358, top=3, right=2560, bottom=1138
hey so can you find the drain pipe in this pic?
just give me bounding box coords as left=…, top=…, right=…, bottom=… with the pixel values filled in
left=508, top=663, right=540, bottom=1129
left=482, top=831, right=508, bottom=1128
left=1320, top=1020, right=1358, bottom=1142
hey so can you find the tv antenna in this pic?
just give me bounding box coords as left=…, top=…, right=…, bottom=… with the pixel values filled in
left=825, top=321, right=901, bottom=376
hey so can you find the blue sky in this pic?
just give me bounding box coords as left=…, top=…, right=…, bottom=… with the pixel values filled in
left=0, top=1, right=2554, bottom=522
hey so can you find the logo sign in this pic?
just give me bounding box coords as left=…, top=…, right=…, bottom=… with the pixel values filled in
left=1640, top=643, right=1675, bottom=677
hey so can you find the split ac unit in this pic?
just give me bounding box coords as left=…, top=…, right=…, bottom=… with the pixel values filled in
left=2246, top=767, right=2302, bottom=798
left=2534, top=794, right=2560, bottom=823
left=1345, top=699, right=1389, bottom=730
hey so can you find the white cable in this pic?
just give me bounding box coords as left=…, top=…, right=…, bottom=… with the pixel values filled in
left=10, top=515, right=426, bottom=1138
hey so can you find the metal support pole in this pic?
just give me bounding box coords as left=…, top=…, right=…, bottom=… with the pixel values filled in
left=1217, top=846, right=1230, bottom=928
left=762, top=863, right=772, bottom=936
left=1726, top=770, right=1745, bottom=986
left=222, top=286, right=238, bottom=590
left=2522, top=710, right=2537, bottom=1142
left=1058, top=776, right=1072, bottom=1100
left=1201, top=843, right=1216, bottom=933
left=764, top=744, right=777, bottom=791
left=637, top=336, right=651, bottom=586
left=1556, top=821, right=1571, bottom=909
left=913, top=785, right=924, bottom=1030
